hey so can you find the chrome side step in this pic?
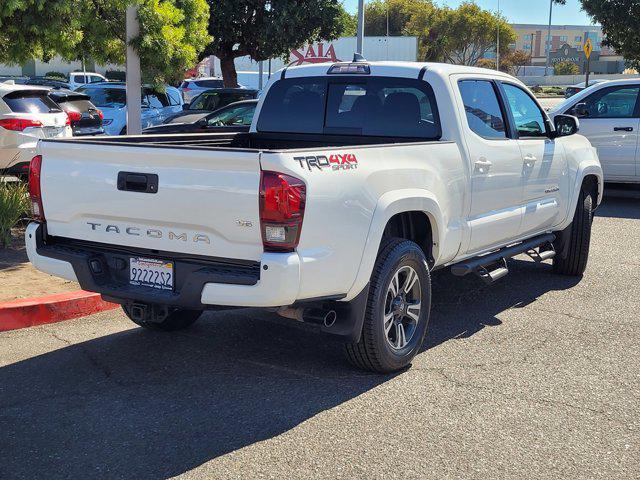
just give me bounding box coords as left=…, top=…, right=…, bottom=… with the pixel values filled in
left=451, top=233, right=556, bottom=284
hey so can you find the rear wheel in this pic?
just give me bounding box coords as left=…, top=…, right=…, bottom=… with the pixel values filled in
left=122, top=304, right=202, bottom=331
left=345, top=238, right=431, bottom=373
left=553, top=188, right=593, bottom=276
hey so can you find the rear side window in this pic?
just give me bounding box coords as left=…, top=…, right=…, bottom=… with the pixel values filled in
left=458, top=80, right=507, bottom=139
left=195, top=79, right=224, bottom=88
left=3, top=92, right=61, bottom=113
left=258, top=76, right=440, bottom=139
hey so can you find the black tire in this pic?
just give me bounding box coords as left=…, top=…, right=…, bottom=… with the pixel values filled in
left=345, top=238, right=431, bottom=373
left=553, top=188, right=593, bottom=276
left=119, top=127, right=127, bottom=136
left=122, top=304, right=202, bottom=331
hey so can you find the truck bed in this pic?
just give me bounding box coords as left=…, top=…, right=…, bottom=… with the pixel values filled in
left=44, top=131, right=437, bottom=151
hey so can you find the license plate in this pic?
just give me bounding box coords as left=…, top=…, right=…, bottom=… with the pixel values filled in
left=129, top=257, right=174, bottom=291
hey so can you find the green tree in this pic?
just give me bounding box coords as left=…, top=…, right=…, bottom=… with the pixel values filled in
left=580, top=0, right=640, bottom=70
left=410, top=2, right=516, bottom=65
left=554, top=60, right=580, bottom=75
left=203, top=0, right=348, bottom=87
left=0, top=0, right=210, bottom=85
left=364, top=0, right=434, bottom=36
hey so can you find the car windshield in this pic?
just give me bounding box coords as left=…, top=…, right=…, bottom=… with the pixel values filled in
left=79, top=88, right=126, bottom=108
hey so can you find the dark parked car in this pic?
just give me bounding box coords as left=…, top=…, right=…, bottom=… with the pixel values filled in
left=166, top=88, right=258, bottom=123
left=48, top=89, right=104, bottom=136
left=564, top=79, right=608, bottom=98
left=143, top=100, right=257, bottom=135
left=27, top=77, right=72, bottom=90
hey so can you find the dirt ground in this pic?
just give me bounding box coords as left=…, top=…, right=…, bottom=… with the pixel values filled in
left=0, top=227, right=78, bottom=302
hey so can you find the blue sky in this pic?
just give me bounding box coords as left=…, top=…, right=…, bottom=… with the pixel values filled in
left=343, top=0, right=596, bottom=26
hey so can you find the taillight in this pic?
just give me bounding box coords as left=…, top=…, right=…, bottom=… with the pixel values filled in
left=259, top=171, right=306, bottom=252
left=29, top=155, right=45, bottom=222
left=66, top=110, right=82, bottom=123
left=96, top=109, right=104, bottom=120
left=0, top=118, right=43, bottom=131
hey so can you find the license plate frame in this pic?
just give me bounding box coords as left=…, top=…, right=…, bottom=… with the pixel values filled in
left=129, top=257, right=174, bottom=291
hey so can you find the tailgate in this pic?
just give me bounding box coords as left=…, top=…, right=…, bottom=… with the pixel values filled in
left=39, top=140, right=263, bottom=261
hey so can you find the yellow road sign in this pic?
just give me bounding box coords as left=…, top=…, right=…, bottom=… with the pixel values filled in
left=583, top=38, right=593, bottom=59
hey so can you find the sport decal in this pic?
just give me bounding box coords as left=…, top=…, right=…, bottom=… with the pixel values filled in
left=294, top=153, right=358, bottom=172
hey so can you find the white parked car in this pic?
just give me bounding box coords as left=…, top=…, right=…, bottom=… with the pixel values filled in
left=550, top=78, right=640, bottom=183
left=77, top=83, right=183, bottom=135
left=27, top=60, right=602, bottom=372
left=68, top=72, right=107, bottom=91
left=0, top=81, right=71, bottom=175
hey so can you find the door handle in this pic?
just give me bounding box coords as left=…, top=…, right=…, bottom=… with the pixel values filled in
left=614, top=127, right=634, bottom=132
left=474, top=158, right=492, bottom=174
left=523, top=154, right=537, bottom=168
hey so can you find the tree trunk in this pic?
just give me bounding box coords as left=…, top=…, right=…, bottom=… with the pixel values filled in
left=219, top=55, right=238, bottom=87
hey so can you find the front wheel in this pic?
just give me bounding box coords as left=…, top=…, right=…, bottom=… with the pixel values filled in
left=553, top=188, right=594, bottom=276
left=345, top=238, right=431, bottom=373
left=122, top=304, right=202, bottom=331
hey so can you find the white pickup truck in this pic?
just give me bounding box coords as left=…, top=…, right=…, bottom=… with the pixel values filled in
left=27, top=60, right=603, bottom=372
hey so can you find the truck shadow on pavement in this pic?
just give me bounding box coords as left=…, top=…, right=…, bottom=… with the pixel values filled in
left=595, top=195, right=640, bottom=220
left=0, top=256, right=584, bottom=479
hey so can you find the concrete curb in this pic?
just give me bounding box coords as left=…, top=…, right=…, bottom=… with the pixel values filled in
left=0, top=291, right=118, bottom=332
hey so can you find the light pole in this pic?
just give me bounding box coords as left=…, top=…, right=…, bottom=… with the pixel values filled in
left=357, top=0, right=365, bottom=54
left=496, top=0, right=500, bottom=71
left=125, top=5, right=142, bottom=135
left=544, top=0, right=553, bottom=76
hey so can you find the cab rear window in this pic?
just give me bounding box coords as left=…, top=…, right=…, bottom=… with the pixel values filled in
left=257, top=76, right=441, bottom=139
left=3, top=91, right=61, bottom=113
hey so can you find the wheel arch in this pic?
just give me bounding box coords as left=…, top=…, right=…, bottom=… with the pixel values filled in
left=344, top=189, right=445, bottom=301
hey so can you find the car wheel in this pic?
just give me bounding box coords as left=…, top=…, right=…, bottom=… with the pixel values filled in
left=122, top=304, right=202, bottom=331
left=553, top=188, right=593, bottom=276
left=345, top=238, right=431, bottom=373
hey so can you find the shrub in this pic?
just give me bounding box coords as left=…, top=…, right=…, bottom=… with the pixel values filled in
left=554, top=61, right=580, bottom=75
left=0, top=181, right=29, bottom=248
left=45, top=71, right=67, bottom=80
left=105, top=70, right=126, bottom=82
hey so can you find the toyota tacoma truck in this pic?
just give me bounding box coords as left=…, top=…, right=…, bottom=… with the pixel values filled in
left=26, top=60, right=603, bottom=372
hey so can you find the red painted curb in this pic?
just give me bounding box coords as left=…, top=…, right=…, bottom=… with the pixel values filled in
left=0, top=291, right=118, bottom=332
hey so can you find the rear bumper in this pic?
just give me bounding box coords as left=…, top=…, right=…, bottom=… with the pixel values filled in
left=26, top=223, right=301, bottom=309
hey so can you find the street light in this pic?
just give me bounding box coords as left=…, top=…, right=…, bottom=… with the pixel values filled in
left=544, top=0, right=553, bottom=76
left=357, top=0, right=365, bottom=54
left=496, top=0, right=500, bottom=71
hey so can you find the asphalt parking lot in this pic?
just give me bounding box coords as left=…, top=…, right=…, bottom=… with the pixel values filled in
left=1, top=196, right=638, bottom=479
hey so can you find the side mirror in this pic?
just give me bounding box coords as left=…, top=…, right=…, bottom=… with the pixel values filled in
left=553, top=114, right=579, bottom=138
left=182, top=103, right=190, bottom=110
left=574, top=102, right=589, bottom=117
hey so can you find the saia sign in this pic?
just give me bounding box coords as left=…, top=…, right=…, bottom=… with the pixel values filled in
left=290, top=43, right=340, bottom=65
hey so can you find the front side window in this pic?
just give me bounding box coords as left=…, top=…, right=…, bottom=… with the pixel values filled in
left=458, top=80, right=507, bottom=139
left=501, top=83, right=547, bottom=137
left=206, top=105, right=255, bottom=126
left=572, top=85, right=640, bottom=119
left=167, top=90, right=181, bottom=106
left=257, top=76, right=440, bottom=139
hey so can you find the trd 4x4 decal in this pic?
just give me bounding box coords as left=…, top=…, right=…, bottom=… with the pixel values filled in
left=295, top=153, right=358, bottom=172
